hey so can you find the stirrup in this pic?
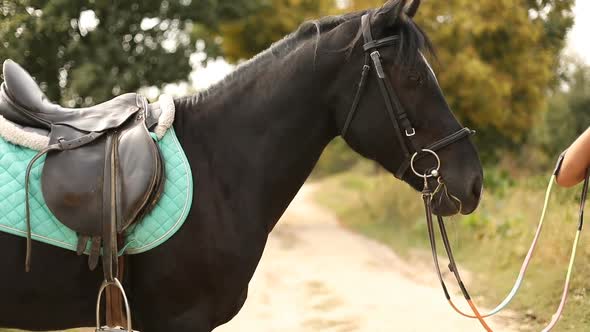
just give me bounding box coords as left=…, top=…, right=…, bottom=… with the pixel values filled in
left=96, top=278, right=138, bottom=332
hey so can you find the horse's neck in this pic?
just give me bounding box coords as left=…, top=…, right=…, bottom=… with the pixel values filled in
left=175, top=55, right=337, bottom=232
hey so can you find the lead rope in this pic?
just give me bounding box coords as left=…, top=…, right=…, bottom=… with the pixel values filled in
left=438, top=174, right=555, bottom=320
left=422, top=177, right=493, bottom=332
left=430, top=169, right=589, bottom=331
left=540, top=167, right=589, bottom=331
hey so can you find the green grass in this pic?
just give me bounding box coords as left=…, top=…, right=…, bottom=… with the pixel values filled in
left=314, top=169, right=590, bottom=331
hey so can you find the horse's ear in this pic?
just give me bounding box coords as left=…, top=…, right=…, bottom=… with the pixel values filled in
left=406, top=0, right=420, bottom=18
left=374, top=0, right=408, bottom=27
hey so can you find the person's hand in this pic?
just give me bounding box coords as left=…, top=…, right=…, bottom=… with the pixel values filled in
left=556, top=127, right=590, bottom=187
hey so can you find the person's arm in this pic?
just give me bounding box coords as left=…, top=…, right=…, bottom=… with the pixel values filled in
left=556, top=127, right=590, bottom=187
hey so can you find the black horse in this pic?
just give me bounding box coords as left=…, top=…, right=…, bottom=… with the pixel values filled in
left=0, top=1, right=482, bottom=331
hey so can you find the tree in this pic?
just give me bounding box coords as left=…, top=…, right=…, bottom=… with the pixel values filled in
left=413, top=0, right=574, bottom=158
left=0, top=1, right=574, bottom=163
left=532, top=58, right=590, bottom=159
left=200, top=0, right=334, bottom=62
left=0, top=0, right=258, bottom=105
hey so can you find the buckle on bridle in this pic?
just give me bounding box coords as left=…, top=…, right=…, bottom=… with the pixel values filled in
left=405, top=128, right=416, bottom=137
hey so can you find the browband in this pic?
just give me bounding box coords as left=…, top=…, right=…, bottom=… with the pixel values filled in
left=363, top=36, right=400, bottom=51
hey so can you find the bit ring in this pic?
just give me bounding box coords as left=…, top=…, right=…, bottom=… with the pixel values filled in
left=411, top=149, right=441, bottom=178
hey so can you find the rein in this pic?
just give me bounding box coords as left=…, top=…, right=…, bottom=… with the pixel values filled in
left=421, top=157, right=589, bottom=332
left=344, top=12, right=588, bottom=331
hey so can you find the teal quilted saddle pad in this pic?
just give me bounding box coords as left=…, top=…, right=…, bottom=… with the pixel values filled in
left=0, top=128, right=193, bottom=254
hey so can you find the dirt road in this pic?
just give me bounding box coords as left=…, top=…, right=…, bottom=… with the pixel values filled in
left=215, top=184, right=518, bottom=332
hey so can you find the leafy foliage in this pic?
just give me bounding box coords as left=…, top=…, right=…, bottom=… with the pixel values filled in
left=414, top=0, right=573, bottom=155
left=201, top=0, right=334, bottom=62
left=313, top=138, right=363, bottom=178
left=316, top=168, right=590, bottom=331
left=0, top=0, right=257, bottom=105
left=0, top=0, right=576, bottom=166
left=531, top=58, right=590, bottom=158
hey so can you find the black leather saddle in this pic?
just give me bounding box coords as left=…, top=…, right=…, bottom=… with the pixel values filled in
left=0, top=59, right=165, bottom=281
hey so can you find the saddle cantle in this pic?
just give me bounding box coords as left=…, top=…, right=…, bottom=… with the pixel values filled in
left=0, top=60, right=165, bottom=281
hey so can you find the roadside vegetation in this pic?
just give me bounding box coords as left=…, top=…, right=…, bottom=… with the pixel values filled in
left=314, top=160, right=590, bottom=331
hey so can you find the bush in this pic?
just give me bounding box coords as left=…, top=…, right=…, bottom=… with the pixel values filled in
left=312, top=138, right=361, bottom=178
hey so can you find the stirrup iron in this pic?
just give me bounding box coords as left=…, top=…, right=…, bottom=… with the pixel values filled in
left=96, top=278, right=138, bottom=332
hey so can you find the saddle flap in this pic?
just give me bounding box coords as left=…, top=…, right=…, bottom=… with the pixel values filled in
left=41, top=124, right=106, bottom=236
left=41, top=115, right=162, bottom=238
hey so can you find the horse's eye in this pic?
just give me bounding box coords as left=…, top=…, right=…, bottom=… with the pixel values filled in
left=408, top=73, right=423, bottom=86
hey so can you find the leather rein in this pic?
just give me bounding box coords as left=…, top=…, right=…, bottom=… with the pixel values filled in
left=423, top=156, right=590, bottom=332
left=343, top=13, right=589, bottom=331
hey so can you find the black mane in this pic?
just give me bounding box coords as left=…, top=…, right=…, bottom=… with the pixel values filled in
left=178, top=7, right=435, bottom=106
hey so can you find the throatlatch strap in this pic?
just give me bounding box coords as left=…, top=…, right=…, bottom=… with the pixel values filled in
left=341, top=55, right=371, bottom=136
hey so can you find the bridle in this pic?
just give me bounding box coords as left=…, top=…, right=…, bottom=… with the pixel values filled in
left=341, top=13, right=474, bottom=180
left=342, top=13, right=589, bottom=332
